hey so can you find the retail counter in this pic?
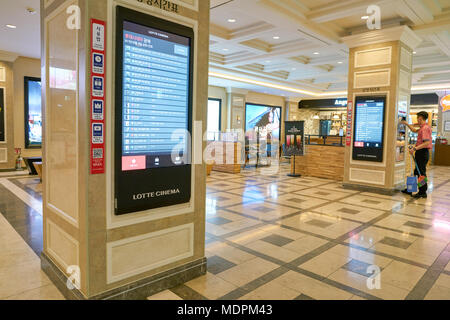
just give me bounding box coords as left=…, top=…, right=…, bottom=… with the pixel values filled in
left=206, top=141, right=242, bottom=174
left=434, top=142, right=450, bottom=166
left=291, top=144, right=345, bottom=180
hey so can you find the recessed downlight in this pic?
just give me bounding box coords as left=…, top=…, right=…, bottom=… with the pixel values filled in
left=313, top=52, right=320, bottom=55
left=6, top=24, right=17, bottom=29
left=338, top=61, right=343, bottom=64
left=273, top=36, right=280, bottom=40
left=413, top=51, right=417, bottom=54
left=227, top=18, right=236, bottom=23
left=223, top=48, right=229, bottom=51
left=361, top=16, right=369, bottom=20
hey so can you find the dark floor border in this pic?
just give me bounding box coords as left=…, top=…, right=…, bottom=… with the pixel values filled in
left=41, top=252, right=207, bottom=300
left=342, top=183, right=399, bottom=195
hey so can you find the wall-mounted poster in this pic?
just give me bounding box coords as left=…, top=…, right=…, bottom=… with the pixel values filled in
left=0, top=88, right=4, bottom=142
left=284, top=121, right=304, bottom=156
left=24, top=77, right=42, bottom=148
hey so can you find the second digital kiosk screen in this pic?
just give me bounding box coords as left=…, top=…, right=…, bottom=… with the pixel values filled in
left=115, top=6, right=193, bottom=215
left=352, top=96, right=386, bottom=162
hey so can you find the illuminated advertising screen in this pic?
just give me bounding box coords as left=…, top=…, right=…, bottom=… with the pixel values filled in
left=24, top=77, right=42, bottom=148
left=352, top=96, right=386, bottom=162
left=115, top=6, right=193, bottom=215
left=245, top=104, right=281, bottom=142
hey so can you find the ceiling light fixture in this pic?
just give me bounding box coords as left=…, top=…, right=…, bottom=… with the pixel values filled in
left=413, top=51, right=417, bottom=54
left=361, top=16, right=369, bottom=20
left=227, top=19, right=236, bottom=23
left=313, top=52, right=320, bottom=55
left=6, top=24, right=17, bottom=29
left=223, top=48, right=229, bottom=51
left=338, top=61, right=343, bottom=64
left=273, top=36, right=280, bottom=40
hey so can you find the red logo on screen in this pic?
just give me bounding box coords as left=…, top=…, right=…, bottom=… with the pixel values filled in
left=122, top=156, right=146, bottom=171
left=354, top=142, right=364, bottom=148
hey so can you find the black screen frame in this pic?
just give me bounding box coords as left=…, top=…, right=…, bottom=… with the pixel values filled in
left=352, top=95, right=387, bottom=163
left=24, top=76, right=42, bottom=149
left=114, top=6, right=194, bottom=215
left=0, top=87, right=4, bottom=143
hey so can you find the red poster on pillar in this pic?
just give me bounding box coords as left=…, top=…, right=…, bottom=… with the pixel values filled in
left=90, top=19, right=106, bottom=174
left=346, top=101, right=353, bottom=147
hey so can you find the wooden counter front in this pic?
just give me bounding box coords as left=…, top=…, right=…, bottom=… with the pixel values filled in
left=435, top=143, right=450, bottom=166
left=291, top=145, right=345, bottom=180
left=207, top=141, right=242, bottom=174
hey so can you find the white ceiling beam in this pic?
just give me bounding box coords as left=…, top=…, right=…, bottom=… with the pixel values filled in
left=395, top=0, right=434, bottom=25
left=411, top=11, right=450, bottom=35
left=427, top=31, right=450, bottom=57
left=307, top=0, right=391, bottom=23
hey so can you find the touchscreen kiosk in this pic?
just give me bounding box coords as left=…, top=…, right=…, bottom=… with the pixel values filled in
left=115, top=6, right=193, bottom=215
left=352, top=96, right=386, bottom=163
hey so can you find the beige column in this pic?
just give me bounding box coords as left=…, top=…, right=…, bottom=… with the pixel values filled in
left=342, top=26, right=422, bottom=193
left=226, top=87, right=247, bottom=131
left=41, top=0, right=209, bottom=299
left=0, top=53, right=18, bottom=169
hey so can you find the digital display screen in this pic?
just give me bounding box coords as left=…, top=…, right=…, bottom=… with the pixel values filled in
left=25, top=78, right=42, bottom=148
left=121, top=20, right=190, bottom=171
left=245, top=104, right=281, bottom=142
left=115, top=6, right=193, bottom=215
left=352, top=96, right=386, bottom=162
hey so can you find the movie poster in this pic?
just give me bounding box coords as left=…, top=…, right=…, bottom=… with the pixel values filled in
left=284, top=121, right=305, bottom=156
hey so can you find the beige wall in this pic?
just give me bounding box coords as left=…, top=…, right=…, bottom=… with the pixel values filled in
left=0, top=61, right=14, bottom=169
left=13, top=57, right=42, bottom=159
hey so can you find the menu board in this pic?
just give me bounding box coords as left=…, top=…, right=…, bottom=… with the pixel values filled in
left=122, top=20, right=190, bottom=170
left=352, top=96, right=386, bottom=162
left=115, top=6, right=193, bottom=215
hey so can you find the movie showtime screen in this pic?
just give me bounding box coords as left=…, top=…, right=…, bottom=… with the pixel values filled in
left=114, top=6, right=193, bottom=215
left=352, top=96, right=386, bottom=163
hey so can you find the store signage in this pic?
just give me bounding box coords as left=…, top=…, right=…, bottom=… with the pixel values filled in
left=441, top=94, right=450, bottom=112
left=90, top=19, right=106, bottom=174
left=334, top=99, right=347, bottom=106
left=346, top=101, right=353, bottom=147
left=137, top=0, right=179, bottom=13
left=0, top=88, right=4, bottom=142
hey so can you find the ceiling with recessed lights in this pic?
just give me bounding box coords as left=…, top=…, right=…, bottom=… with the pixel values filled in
left=0, top=0, right=40, bottom=59
left=209, top=0, right=450, bottom=97
left=0, top=0, right=449, bottom=98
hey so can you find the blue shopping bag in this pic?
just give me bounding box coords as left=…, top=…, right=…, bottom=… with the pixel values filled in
left=406, top=175, right=418, bottom=193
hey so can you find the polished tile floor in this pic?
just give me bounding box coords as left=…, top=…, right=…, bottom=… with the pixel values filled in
left=0, top=165, right=449, bottom=300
